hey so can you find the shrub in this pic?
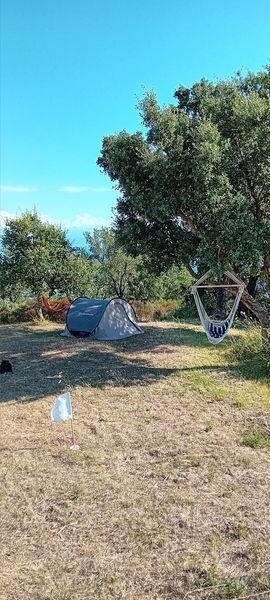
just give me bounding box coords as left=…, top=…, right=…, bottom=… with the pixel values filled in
left=173, top=299, right=198, bottom=319
left=226, top=321, right=270, bottom=379
left=131, top=300, right=178, bottom=322
left=0, top=300, right=36, bottom=324
left=0, top=297, right=70, bottom=324
left=228, top=322, right=263, bottom=361
left=47, top=310, right=67, bottom=323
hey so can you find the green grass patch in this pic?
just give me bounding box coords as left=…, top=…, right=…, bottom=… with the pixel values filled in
left=68, top=483, right=84, bottom=501
left=195, top=565, right=248, bottom=598
left=234, top=394, right=250, bottom=409
left=180, top=369, right=227, bottom=401
left=242, top=427, right=269, bottom=449
left=226, top=322, right=270, bottom=381
left=230, top=521, right=250, bottom=540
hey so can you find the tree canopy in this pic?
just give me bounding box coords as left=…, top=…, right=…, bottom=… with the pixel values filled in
left=85, top=227, right=140, bottom=298
left=97, top=66, right=270, bottom=327
left=0, top=215, right=193, bottom=311
left=0, top=212, right=95, bottom=302
left=84, top=226, right=193, bottom=300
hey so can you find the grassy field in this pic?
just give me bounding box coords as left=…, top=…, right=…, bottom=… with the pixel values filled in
left=0, top=321, right=270, bottom=600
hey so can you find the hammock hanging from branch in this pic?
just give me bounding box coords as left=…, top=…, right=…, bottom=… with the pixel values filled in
left=40, top=294, right=71, bottom=314
left=191, top=270, right=245, bottom=344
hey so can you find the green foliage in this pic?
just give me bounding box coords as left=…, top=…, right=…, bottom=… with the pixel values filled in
left=85, top=227, right=193, bottom=301
left=130, top=264, right=193, bottom=301
left=0, top=265, right=31, bottom=302
left=98, top=66, right=270, bottom=324
left=84, top=227, right=115, bottom=263
left=62, top=253, right=98, bottom=298
left=226, top=322, right=270, bottom=378
left=85, top=227, right=140, bottom=297
left=0, top=299, right=36, bottom=324
left=0, top=211, right=71, bottom=297
left=173, top=303, right=197, bottom=319
left=0, top=214, right=194, bottom=318
left=242, top=427, right=269, bottom=449
left=0, top=211, right=96, bottom=301
left=228, top=322, right=263, bottom=361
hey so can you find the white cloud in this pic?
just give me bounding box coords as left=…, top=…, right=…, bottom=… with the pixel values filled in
left=0, top=210, right=111, bottom=230
left=0, top=210, right=62, bottom=228
left=39, top=213, right=110, bottom=228
left=58, top=185, right=111, bottom=193
left=0, top=185, right=38, bottom=193
left=59, top=186, right=91, bottom=193
left=39, top=213, right=66, bottom=226
left=71, top=213, right=111, bottom=228
left=91, top=187, right=112, bottom=193
left=1, top=184, right=113, bottom=194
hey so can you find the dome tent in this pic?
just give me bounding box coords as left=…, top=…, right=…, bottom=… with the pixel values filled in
left=62, top=297, right=143, bottom=341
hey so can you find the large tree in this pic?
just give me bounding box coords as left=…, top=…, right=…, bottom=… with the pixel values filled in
left=84, top=227, right=193, bottom=300
left=0, top=212, right=95, bottom=310
left=98, top=67, right=270, bottom=331
left=85, top=227, right=140, bottom=297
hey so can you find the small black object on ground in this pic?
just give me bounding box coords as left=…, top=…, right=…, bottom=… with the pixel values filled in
left=0, top=360, right=13, bottom=374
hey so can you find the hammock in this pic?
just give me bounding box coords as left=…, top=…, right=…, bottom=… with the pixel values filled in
left=191, top=270, right=245, bottom=344
left=41, top=294, right=71, bottom=314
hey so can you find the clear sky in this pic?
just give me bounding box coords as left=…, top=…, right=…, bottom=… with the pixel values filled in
left=1, top=0, right=269, bottom=245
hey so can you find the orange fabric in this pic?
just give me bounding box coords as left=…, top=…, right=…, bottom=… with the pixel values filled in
left=41, top=294, right=70, bottom=313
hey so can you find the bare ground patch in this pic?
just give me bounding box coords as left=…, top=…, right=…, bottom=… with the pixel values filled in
left=0, top=321, right=269, bottom=599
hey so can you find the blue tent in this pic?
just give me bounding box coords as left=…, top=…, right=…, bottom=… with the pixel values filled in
left=62, top=297, right=143, bottom=340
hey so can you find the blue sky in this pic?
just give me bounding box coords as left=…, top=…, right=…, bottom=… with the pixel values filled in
left=1, top=0, right=269, bottom=245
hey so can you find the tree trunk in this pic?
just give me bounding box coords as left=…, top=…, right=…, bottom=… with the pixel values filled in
left=214, top=287, right=227, bottom=318
left=35, top=294, right=45, bottom=320
left=227, top=267, right=270, bottom=339
left=35, top=306, right=45, bottom=320
left=237, top=275, right=258, bottom=318
left=241, top=287, right=270, bottom=325
left=228, top=281, right=270, bottom=340
left=264, top=253, right=270, bottom=292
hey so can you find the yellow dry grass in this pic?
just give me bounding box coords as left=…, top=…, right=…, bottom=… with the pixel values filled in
left=0, top=321, right=269, bottom=600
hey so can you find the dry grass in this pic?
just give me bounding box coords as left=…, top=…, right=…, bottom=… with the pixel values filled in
left=0, top=321, right=270, bottom=600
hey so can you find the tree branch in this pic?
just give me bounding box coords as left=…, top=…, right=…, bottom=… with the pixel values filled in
left=227, top=265, right=270, bottom=332
left=176, top=210, right=205, bottom=239
left=264, top=252, right=270, bottom=292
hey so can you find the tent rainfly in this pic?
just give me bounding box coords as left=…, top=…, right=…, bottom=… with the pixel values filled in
left=62, top=297, right=143, bottom=341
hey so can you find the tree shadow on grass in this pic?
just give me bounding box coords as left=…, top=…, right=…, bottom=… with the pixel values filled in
left=0, top=322, right=268, bottom=404
left=126, top=325, right=269, bottom=387
left=117, top=323, right=217, bottom=352
left=176, top=362, right=270, bottom=388
left=228, top=359, right=270, bottom=386
left=0, top=325, right=178, bottom=403
left=117, top=323, right=245, bottom=353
